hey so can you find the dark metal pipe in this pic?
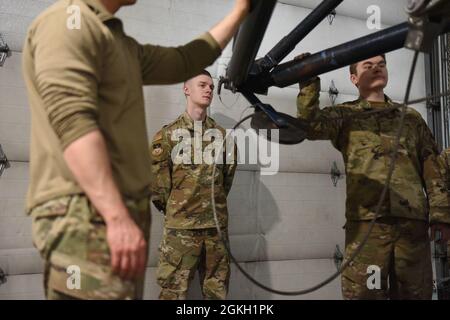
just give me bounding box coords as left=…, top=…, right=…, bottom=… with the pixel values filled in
left=226, top=0, right=277, bottom=90
left=256, top=0, right=343, bottom=71
left=257, top=22, right=410, bottom=90
left=247, top=21, right=450, bottom=92
left=241, top=90, right=288, bottom=127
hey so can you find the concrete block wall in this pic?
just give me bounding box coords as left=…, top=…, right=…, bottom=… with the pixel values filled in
left=0, top=0, right=427, bottom=299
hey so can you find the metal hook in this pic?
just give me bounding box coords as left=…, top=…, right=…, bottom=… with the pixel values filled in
left=0, top=33, right=12, bottom=67
left=327, top=9, right=337, bottom=25
left=330, top=161, right=342, bottom=187
left=0, top=268, right=7, bottom=286
left=0, top=144, right=10, bottom=178
left=333, top=244, right=344, bottom=271
left=328, top=80, right=339, bottom=106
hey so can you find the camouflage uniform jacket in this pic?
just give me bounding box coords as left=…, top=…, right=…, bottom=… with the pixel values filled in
left=440, top=148, right=450, bottom=193
left=297, top=78, right=450, bottom=224
left=151, top=112, right=237, bottom=229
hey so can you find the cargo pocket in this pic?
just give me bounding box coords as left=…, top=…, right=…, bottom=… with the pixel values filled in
left=47, top=251, right=135, bottom=300
left=156, top=246, right=183, bottom=288
left=30, top=196, right=72, bottom=259
left=44, top=195, right=139, bottom=300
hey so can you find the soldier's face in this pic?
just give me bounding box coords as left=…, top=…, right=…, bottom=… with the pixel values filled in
left=184, top=75, right=215, bottom=108
left=350, top=56, right=388, bottom=92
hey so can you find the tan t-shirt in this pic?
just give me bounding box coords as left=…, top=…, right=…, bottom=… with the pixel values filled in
left=22, top=0, right=222, bottom=211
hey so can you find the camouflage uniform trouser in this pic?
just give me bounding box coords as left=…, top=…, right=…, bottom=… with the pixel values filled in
left=30, top=194, right=151, bottom=300
left=342, top=217, right=432, bottom=300
left=156, top=228, right=230, bottom=300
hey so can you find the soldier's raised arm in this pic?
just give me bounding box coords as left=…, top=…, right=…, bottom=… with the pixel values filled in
left=296, top=76, right=344, bottom=145
left=138, top=0, right=250, bottom=85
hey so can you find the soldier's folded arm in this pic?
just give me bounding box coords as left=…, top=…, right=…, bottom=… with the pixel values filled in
left=296, top=77, right=343, bottom=144
left=32, top=11, right=146, bottom=279
left=151, top=129, right=172, bottom=214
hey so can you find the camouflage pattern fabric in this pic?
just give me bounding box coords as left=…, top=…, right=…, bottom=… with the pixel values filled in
left=439, top=148, right=450, bottom=286
left=441, top=147, right=450, bottom=194
left=297, top=77, right=446, bottom=300
left=342, top=218, right=432, bottom=300
left=297, top=78, right=450, bottom=224
left=150, top=112, right=237, bottom=229
left=156, top=228, right=230, bottom=300
left=31, top=194, right=151, bottom=300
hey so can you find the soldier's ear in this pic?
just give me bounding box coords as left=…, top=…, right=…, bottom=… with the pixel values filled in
left=350, top=73, right=359, bottom=88
left=183, top=85, right=189, bottom=96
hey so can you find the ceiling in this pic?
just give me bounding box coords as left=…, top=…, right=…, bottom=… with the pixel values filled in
left=279, top=0, right=409, bottom=26
left=0, top=0, right=411, bottom=53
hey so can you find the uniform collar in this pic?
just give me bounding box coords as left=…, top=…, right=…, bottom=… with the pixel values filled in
left=181, top=112, right=215, bottom=131
left=81, top=0, right=120, bottom=23
left=357, top=94, right=395, bottom=110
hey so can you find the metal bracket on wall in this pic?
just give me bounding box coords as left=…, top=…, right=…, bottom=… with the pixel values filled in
left=327, top=9, right=336, bottom=25
left=333, top=244, right=344, bottom=271
left=0, top=268, right=7, bottom=286
left=0, top=144, right=10, bottom=178
left=330, top=161, right=342, bottom=187
left=426, top=101, right=440, bottom=110
left=328, top=80, right=339, bottom=106
left=0, top=33, right=12, bottom=67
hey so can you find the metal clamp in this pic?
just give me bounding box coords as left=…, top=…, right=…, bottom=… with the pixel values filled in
left=327, top=9, right=337, bottom=25
left=0, top=268, right=7, bottom=286
left=404, top=0, right=450, bottom=52
left=0, top=33, right=12, bottom=67
left=405, top=0, right=431, bottom=16
left=328, top=80, right=339, bottom=106
left=330, top=161, right=342, bottom=187
left=0, top=144, right=10, bottom=178
left=333, top=244, right=344, bottom=271
left=405, top=16, right=441, bottom=52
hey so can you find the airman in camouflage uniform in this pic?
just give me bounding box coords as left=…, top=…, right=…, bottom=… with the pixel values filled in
left=151, top=70, right=237, bottom=300
left=24, top=0, right=250, bottom=300
left=297, top=54, right=450, bottom=299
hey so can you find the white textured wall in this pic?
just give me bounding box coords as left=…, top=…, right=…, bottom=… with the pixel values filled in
left=0, top=0, right=428, bottom=299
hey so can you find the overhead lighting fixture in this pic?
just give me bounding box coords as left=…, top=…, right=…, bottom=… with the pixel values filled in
left=0, top=144, right=10, bottom=178
left=0, top=33, right=12, bottom=67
